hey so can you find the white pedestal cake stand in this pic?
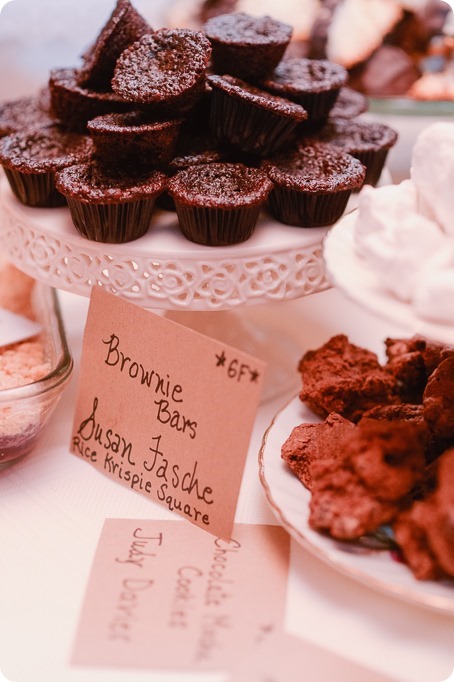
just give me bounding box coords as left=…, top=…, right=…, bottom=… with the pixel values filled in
left=0, top=181, right=330, bottom=310
left=0, top=179, right=337, bottom=400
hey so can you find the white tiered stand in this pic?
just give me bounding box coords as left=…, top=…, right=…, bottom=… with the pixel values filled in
left=0, top=180, right=330, bottom=310
left=0, top=178, right=344, bottom=400
left=0, top=178, right=345, bottom=400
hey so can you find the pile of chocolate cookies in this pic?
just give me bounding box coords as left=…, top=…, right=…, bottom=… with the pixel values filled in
left=282, top=334, right=454, bottom=582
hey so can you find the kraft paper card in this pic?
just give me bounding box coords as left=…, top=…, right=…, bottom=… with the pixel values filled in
left=70, top=288, right=266, bottom=539
left=71, top=519, right=290, bottom=673
left=230, top=629, right=398, bottom=682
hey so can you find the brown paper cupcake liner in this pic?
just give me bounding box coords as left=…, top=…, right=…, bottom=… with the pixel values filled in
left=211, top=42, right=289, bottom=82
left=210, top=89, right=300, bottom=156
left=66, top=197, right=157, bottom=243
left=3, top=169, right=66, bottom=207
left=49, top=68, right=134, bottom=132
left=352, top=148, right=390, bottom=186
left=174, top=202, right=261, bottom=246
left=268, top=186, right=353, bottom=227
left=156, top=191, right=176, bottom=212
left=295, top=88, right=342, bottom=122
left=205, top=13, right=292, bottom=82
left=88, top=113, right=182, bottom=169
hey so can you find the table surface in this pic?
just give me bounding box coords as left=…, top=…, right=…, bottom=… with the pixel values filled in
left=1, top=2, right=454, bottom=680
left=1, top=286, right=453, bottom=682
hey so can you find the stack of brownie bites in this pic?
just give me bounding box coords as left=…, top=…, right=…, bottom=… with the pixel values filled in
left=0, top=0, right=398, bottom=246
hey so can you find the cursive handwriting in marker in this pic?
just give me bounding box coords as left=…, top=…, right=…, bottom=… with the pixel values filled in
left=115, top=529, right=163, bottom=569
left=76, top=397, right=135, bottom=465
left=215, top=352, right=261, bottom=384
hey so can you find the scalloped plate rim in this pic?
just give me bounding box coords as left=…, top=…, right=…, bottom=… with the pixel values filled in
left=259, top=394, right=454, bottom=616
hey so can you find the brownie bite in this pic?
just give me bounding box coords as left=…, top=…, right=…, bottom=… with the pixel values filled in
left=208, top=74, right=307, bottom=156
left=261, top=57, right=347, bottom=123
left=0, top=124, right=93, bottom=207
left=312, top=117, right=398, bottom=186
left=328, top=86, right=368, bottom=120
left=158, top=128, right=229, bottom=211
left=111, top=29, right=212, bottom=115
left=167, top=161, right=273, bottom=246
left=87, top=111, right=183, bottom=168
left=265, top=142, right=365, bottom=227
left=297, top=334, right=397, bottom=422
left=78, top=0, right=151, bottom=91
left=204, top=12, right=293, bottom=81
left=168, top=129, right=227, bottom=172
left=307, top=0, right=339, bottom=60
left=180, top=81, right=213, bottom=134
left=0, top=91, right=56, bottom=138
left=49, top=67, right=134, bottom=132
left=55, top=160, right=166, bottom=243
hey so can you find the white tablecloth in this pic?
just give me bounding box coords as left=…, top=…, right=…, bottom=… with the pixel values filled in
left=1, top=287, right=453, bottom=682
left=1, top=1, right=453, bottom=680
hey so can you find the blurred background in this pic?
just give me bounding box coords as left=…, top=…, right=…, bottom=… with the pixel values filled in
left=0, top=0, right=168, bottom=99
left=0, top=0, right=453, bottom=182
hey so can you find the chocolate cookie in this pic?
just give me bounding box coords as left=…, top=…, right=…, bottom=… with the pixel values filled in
left=297, top=334, right=397, bottom=421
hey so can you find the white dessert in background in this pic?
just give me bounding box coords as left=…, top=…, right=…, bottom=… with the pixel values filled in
left=413, top=257, right=454, bottom=323
left=410, top=122, right=454, bottom=236
left=354, top=121, right=454, bottom=325
left=354, top=181, right=445, bottom=301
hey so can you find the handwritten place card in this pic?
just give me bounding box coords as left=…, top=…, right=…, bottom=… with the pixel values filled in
left=71, top=519, right=289, bottom=672
left=230, top=629, right=396, bottom=682
left=70, top=288, right=266, bottom=540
